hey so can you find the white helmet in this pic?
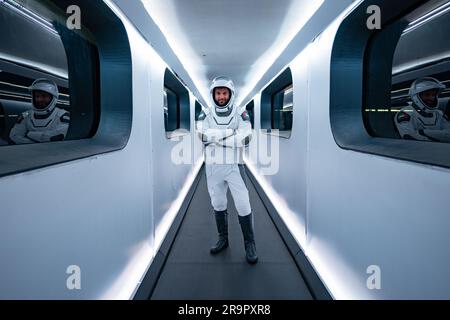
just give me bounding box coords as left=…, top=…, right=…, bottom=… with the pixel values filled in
left=29, top=78, right=59, bottom=115
left=410, top=77, right=445, bottom=111
left=210, top=76, right=235, bottom=116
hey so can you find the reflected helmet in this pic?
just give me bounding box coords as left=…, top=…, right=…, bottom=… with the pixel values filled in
left=210, top=76, right=235, bottom=116
left=29, top=78, right=59, bottom=115
left=409, top=77, right=445, bottom=111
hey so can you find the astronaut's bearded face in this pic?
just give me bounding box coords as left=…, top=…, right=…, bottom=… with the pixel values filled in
left=214, top=87, right=231, bottom=107
left=419, top=89, right=439, bottom=109
left=33, top=90, right=53, bottom=110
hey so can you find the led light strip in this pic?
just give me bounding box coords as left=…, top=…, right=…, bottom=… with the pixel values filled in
left=284, top=86, right=294, bottom=95
left=392, top=80, right=450, bottom=92
left=141, top=0, right=212, bottom=108
left=0, top=92, right=70, bottom=106
left=1, top=0, right=58, bottom=35
left=0, top=81, right=70, bottom=98
left=403, top=1, right=450, bottom=34
left=0, top=81, right=29, bottom=90
left=0, top=92, right=31, bottom=100
left=236, top=0, right=325, bottom=107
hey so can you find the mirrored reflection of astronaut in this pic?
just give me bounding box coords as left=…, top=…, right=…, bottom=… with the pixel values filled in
left=196, top=76, right=257, bottom=264
left=9, top=79, right=70, bottom=145
left=395, top=77, right=450, bottom=142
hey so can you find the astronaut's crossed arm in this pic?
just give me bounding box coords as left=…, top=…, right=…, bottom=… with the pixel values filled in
left=217, top=111, right=252, bottom=149
left=9, top=114, right=34, bottom=144
left=395, top=111, right=431, bottom=141
left=422, top=114, right=450, bottom=143
left=196, top=111, right=234, bottom=144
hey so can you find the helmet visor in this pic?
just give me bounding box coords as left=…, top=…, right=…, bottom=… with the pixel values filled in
left=419, top=89, right=439, bottom=109
left=32, top=90, right=53, bottom=110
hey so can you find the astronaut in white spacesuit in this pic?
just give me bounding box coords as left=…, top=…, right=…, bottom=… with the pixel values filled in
left=395, top=77, right=450, bottom=142
left=10, top=79, right=70, bottom=144
left=196, top=76, right=257, bottom=264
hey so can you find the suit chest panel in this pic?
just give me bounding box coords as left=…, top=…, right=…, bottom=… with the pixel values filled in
left=414, top=113, right=439, bottom=128
left=209, top=114, right=238, bottom=130
left=26, top=114, right=58, bottom=130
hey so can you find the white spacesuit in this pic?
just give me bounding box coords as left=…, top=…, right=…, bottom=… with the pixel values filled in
left=395, top=77, right=450, bottom=142
left=196, top=76, right=257, bottom=264
left=10, top=79, right=70, bottom=144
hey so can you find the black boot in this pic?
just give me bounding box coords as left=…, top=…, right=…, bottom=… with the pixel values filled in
left=238, top=213, right=258, bottom=264
left=210, top=210, right=229, bottom=254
